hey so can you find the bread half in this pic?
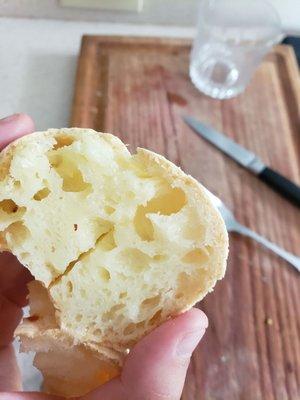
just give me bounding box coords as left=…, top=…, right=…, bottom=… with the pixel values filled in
left=0, top=128, right=228, bottom=397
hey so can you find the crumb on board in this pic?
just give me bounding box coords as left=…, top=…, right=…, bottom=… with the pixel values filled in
left=220, top=355, right=228, bottom=363
left=265, top=317, right=273, bottom=326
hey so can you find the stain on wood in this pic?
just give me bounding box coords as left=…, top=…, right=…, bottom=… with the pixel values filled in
left=71, top=36, right=300, bottom=400
left=27, top=315, right=39, bottom=322
left=167, top=91, right=188, bottom=106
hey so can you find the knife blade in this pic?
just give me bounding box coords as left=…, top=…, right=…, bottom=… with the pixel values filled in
left=184, top=115, right=300, bottom=207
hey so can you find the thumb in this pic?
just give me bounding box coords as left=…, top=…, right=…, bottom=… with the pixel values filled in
left=123, top=308, right=208, bottom=400
left=86, top=308, right=208, bottom=400
left=0, top=113, right=35, bottom=149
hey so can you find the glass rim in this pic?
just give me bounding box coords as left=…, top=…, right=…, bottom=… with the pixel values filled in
left=201, top=0, right=283, bottom=28
left=198, top=0, right=283, bottom=46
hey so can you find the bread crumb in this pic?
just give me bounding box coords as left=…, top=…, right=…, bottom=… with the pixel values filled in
left=265, top=317, right=273, bottom=326
left=220, top=355, right=228, bottom=363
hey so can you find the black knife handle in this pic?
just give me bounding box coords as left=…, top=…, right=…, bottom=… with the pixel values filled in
left=259, top=167, right=300, bottom=207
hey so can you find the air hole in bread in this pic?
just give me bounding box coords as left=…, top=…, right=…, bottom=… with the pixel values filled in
left=53, top=135, right=75, bottom=150
left=0, top=199, right=19, bottom=213
left=98, top=267, right=110, bottom=282
left=182, top=247, right=210, bottom=265
left=134, top=186, right=186, bottom=241
left=33, top=187, right=51, bottom=201
left=67, top=281, right=73, bottom=294
left=13, top=180, right=21, bottom=189
left=104, top=206, right=115, bottom=215
left=4, top=221, right=30, bottom=245
left=75, top=314, right=82, bottom=322
left=96, top=230, right=116, bottom=252
left=102, top=304, right=125, bottom=322
left=0, top=232, right=8, bottom=249
left=149, top=309, right=162, bottom=325
left=115, top=314, right=125, bottom=323
left=123, top=323, right=135, bottom=336
left=121, top=248, right=152, bottom=272
left=45, top=262, right=58, bottom=277
left=176, top=272, right=191, bottom=293
left=80, top=288, right=87, bottom=299
left=134, top=206, right=154, bottom=241
left=48, top=153, right=92, bottom=193
left=123, top=320, right=145, bottom=336
left=0, top=153, right=12, bottom=181
left=95, top=219, right=114, bottom=236
left=153, top=254, right=167, bottom=262
left=119, top=292, right=127, bottom=299
left=127, top=191, right=135, bottom=200
left=20, top=251, right=30, bottom=261
left=176, top=270, right=207, bottom=302
left=146, top=186, right=186, bottom=216
left=141, top=295, right=161, bottom=309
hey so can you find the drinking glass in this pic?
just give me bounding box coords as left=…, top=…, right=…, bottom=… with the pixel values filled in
left=190, top=0, right=283, bottom=99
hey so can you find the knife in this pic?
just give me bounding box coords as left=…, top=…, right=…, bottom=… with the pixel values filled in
left=184, top=115, right=300, bottom=207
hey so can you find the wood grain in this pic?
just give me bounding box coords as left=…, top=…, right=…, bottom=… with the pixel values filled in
left=71, top=36, right=300, bottom=400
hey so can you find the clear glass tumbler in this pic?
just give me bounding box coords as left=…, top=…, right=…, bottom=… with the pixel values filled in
left=190, top=0, right=283, bottom=99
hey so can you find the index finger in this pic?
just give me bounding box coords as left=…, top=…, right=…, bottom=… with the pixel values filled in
left=0, top=113, right=35, bottom=150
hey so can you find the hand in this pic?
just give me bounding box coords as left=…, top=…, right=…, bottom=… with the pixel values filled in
left=0, top=114, right=208, bottom=400
left=0, top=113, right=35, bottom=391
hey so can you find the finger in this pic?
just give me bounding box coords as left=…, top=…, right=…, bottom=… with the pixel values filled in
left=0, top=393, right=62, bottom=400
left=85, top=308, right=208, bottom=400
left=0, top=345, right=22, bottom=391
left=0, top=252, right=33, bottom=307
left=0, top=113, right=35, bottom=149
left=0, top=297, right=23, bottom=389
left=0, top=295, right=23, bottom=346
left=122, top=308, right=208, bottom=400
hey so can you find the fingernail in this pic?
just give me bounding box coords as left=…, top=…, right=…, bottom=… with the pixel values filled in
left=0, top=114, right=19, bottom=123
left=176, top=329, right=206, bottom=357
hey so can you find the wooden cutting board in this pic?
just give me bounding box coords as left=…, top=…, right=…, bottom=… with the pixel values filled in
left=71, top=36, right=300, bottom=400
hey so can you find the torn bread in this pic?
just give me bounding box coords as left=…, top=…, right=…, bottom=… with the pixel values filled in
left=0, top=128, right=228, bottom=397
